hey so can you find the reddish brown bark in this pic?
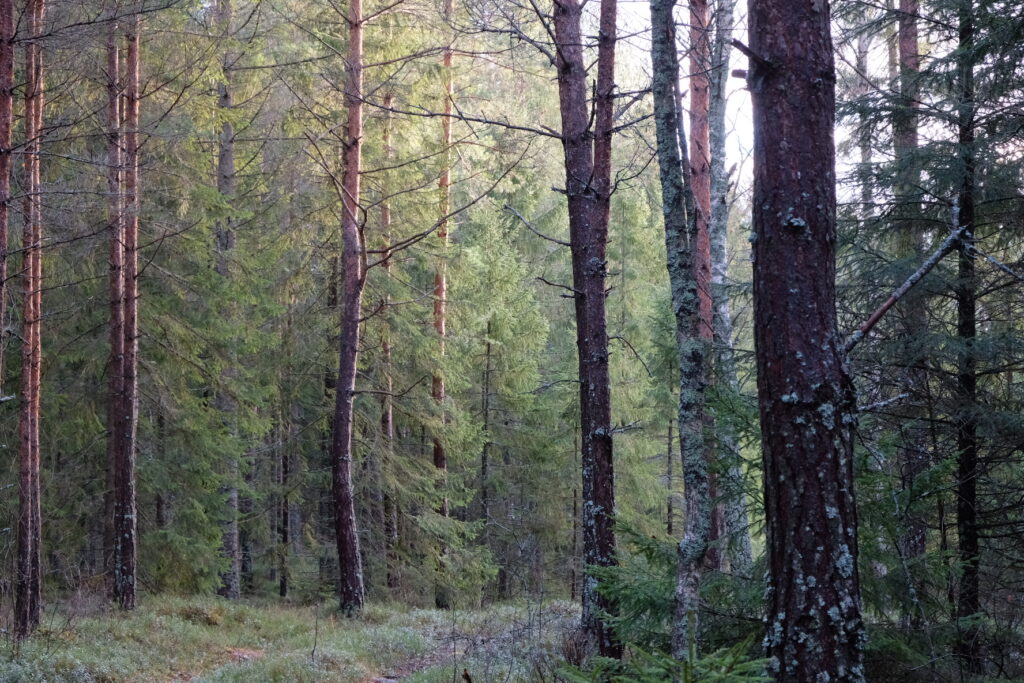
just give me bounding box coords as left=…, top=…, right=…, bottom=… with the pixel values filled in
left=105, top=8, right=124, bottom=598
left=552, top=0, right=620, bottom=659
left=689, top=0, right=723, bottom=574
left=329, top=0, right=366, bottom=615
left=747, top=0, right=866, bottom=678
left=113, top=10, right=141, bottom=610
left=15, top=0, right=45, bottom=640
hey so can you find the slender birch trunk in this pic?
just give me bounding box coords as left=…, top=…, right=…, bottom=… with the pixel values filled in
left=706, top=0, right=752, bottom=578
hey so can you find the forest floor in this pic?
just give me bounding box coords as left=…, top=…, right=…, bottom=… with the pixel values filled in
left=0, top=595, right=580, bottom=682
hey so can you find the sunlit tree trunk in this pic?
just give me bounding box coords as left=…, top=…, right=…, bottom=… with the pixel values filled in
left=746, top=0, right=866, bottom=678
left=330, top=0, right=366, bottom=615
left=15, top=0, right=45, bottom=640
left=553, top=0, right=620, bottom=658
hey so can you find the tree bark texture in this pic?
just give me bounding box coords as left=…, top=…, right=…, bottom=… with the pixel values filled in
left=380, top=91, right=399, bottom=593
left=747, top=0, right=866, bottom=679
left=707, top=0, right=752, bottom=578
left=552, top=0, right=620, bottom=658
left=689, top=0, right=725, bottom=575
left=15, top=0, right=45, bottom=640
left=649, top=0, right=712, bottom=658
left=330, top=0, right=366, bottom=615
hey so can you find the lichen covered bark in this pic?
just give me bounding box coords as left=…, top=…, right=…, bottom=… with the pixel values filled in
left=747, top=0, right=866, bottom=678
left=649, top=0, right=712, bottom=658
left=553, top=0, right=620, bottom=658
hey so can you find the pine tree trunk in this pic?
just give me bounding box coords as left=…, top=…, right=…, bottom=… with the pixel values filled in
left=553, top=0, right=620, bottom=658
left=689, top=0, right=724, bottom=576
left=113, top=9, right=141, bottom=610
left=15, top=0, right=45, bottom=639
left=892, top=0, right=928, bottom=624
left=746, top=0, right=866, bottom=678
left=330, top=0, right=366, bottom=615
left=104, top=9, right=123, bottom=594
left=954, top=1, right=981, bottom=672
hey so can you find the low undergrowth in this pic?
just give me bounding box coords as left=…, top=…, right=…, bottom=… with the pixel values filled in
left=0, top=595, right=580, bottom=682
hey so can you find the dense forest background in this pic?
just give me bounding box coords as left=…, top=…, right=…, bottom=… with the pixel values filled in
left=0, top=0, right=1023, bottom=680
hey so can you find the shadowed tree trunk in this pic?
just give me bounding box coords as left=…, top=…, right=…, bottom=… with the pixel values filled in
left=379, top=91, right=399, bottom=593
left=892, top=0, right=928, bottom=624
left=329, top=0, right=366, bottom=615
left=746, top=0, right=866, bottom=678
left=552, top=0, right=621, bottom=658
left=15, top=0, right=45, bottom=640
left=104, top=7, right=123, bottom=594
left=649, top=0, right=711, bottom=657
left=954, top=0, right=981, bottom=673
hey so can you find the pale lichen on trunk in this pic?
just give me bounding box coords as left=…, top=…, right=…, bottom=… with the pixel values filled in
left=648, top=0, right=713, bottom=658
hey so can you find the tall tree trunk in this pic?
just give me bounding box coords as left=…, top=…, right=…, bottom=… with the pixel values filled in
left=213, top=0, right=241, bottom=600
left=114, top=9, right=141, bottom=610
left=104, top=9, right=123, bottom=594
left=892, top=0, right=927, bottom=623
left=330, top=0, right=366, bottom=615
left=954, top=0, right=981, bottom=673
left=15, top=0, right=45, bottom=640
left=689, top=0, right=723, bottom=576
left=0, top=0, right=13, bottom=396
left=649, top=0, right=711, bottom=657
left=707, top=0, right=751, bottom=579
left=553, top=0, right=620, bottom=658
left=380, top=91, right=399, bottom=593
left=665, top=419, right=673, bottom=536
left=746, top=0, right=866, bottom=679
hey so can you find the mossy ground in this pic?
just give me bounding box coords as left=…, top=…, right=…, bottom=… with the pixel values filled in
left=0, top=595, right=579, bottom=682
